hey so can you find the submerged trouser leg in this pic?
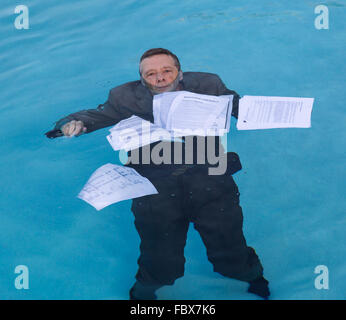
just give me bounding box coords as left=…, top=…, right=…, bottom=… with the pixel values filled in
left=131, top=175, right=190, bottom=287
left=186, top=173, right=264, bottom=282
left=129, top=281, right=161, bottom=300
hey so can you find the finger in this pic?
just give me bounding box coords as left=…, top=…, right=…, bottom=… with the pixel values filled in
left=62, top=123, right=70, bottom=136
left=73, top=122, right=83, bottom=135
left=68, top=121, right=77, bottom=136
left=76, top=121, right=84, bottom=131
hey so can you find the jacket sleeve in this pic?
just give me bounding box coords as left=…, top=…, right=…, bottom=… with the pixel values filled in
left=46, top=87, right=133, bottom=138
left=216, top=75, right=240, bottom=119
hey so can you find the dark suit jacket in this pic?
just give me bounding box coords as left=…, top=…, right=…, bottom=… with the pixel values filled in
left=53, top=72, right=240, bottom=132
left=47, top=72, right=242, bottom=178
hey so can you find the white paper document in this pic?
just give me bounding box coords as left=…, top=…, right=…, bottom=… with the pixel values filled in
left=77, top=163, right=158, bottom=211
left=237, top=95, right=314, bottom=130
left=153, top=91, right=233, bottom=136
left=107, top=115, right=176, bottom=151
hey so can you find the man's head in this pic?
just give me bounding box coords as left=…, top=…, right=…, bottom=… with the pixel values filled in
left=139, top=48, right=183, bottom=94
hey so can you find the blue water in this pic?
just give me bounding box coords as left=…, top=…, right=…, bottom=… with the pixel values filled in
left=0, top=0, right=345, bottom=300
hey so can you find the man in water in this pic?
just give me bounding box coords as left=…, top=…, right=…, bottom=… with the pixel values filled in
left=45, top=48, right=270, bottom=300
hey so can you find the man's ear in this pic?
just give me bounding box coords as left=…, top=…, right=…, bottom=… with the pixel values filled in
left=140, top=76, right=146, bottom=87
left=178, top=70, right=183, bottom=81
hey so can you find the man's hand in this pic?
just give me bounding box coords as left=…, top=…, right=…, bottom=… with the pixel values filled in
left=61, top=120, right=87, bottom=137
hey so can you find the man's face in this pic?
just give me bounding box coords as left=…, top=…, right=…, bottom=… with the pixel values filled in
left=140, top=54, right=180, bottom=94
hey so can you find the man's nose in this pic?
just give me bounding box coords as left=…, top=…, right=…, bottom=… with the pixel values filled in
left=156, top=72, right=165, bottom=82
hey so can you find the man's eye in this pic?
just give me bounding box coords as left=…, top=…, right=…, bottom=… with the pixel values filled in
left=164, top=70, right=172, bottom=73
left=147, top=73, right=155, bottom=77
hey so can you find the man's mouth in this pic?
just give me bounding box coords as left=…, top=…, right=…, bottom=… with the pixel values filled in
left=155, top=84, right=171, bottom=90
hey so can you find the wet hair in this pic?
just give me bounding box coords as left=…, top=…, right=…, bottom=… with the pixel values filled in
left=139, top=48, right=181, bottom=74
